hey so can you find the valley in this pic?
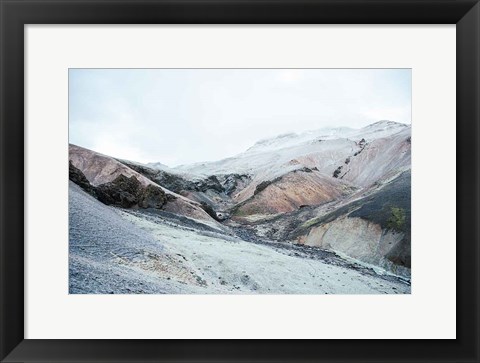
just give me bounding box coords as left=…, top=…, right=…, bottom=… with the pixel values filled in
left=69, top=120, right=411, bottom=294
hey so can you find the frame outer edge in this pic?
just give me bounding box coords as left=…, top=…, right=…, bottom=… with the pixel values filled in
left=457, top=1, right=480, bottom=361
left=1, top=0, right=479, bottom=362
left=0, top=1, right=26, bottom=362
left=0, top=0, right=4, bottom=359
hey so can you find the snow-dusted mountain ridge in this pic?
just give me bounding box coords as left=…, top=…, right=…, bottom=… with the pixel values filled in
left=170, top=120, right=410, bottom=183
left=69, top=119, right=412, bottom=292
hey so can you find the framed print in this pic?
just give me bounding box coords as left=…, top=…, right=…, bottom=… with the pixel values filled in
left=67, top=67, right=413, bottom=295
left=1, top=0, right=479, bottom=362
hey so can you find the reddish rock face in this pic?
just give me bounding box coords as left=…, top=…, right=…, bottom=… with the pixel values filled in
left=233, top=171, right=354, bottom=216
left=69, top=144, right=224, bottom=228
left=69, top=144, right=154, bottom=187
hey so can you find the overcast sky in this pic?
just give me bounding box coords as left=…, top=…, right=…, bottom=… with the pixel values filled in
left=69, top=68, right=411, bottom=166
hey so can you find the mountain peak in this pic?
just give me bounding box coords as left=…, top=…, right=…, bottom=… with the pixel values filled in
left=363, top=120, right=408, bottom=129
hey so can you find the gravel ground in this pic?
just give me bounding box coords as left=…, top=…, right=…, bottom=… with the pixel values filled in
left=69, top=182, right=410, bottom=294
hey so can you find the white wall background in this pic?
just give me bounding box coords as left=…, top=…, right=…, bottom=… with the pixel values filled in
left=25, top=25, right=456, bottom=339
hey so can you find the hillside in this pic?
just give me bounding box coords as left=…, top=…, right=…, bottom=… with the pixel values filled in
left=70, top=182, right=410, bottom=294
left=69, top=144, right=225, bottom=232
left=69, top=120, right=412, bottom=293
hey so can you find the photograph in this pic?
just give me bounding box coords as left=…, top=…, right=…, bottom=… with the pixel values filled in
left=68, top=68, right=412, bottom=294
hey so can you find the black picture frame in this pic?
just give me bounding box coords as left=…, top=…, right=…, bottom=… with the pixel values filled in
left=1, top=1, right=479, bottom=362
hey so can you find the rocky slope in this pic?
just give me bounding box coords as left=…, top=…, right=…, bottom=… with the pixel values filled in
left=231, top=169, right=356, bottom=217
left=69, top=120, right=412, bottom=285
left=69, top=144, right=225, bottom=231
left=294, top=170, right=411, bottom=276
left=69, top=182, right=410, bottom=294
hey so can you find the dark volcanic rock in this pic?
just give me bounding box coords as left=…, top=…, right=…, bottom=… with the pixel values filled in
left=332, top=165, right=343, bottom=178
left=119, top=161, right=190, bottom=194
left=97, top=175, right=168, bottom=210
left=96, top=175, right=142, bottom=208
left=121, top=159, right=241, bottom=197
left=294, top=167, right=313, bottom=173
left=199, top=201, right=221, bottom=221
left=70, top=160, right=169, bottom=210
left=222, top=174, right=251, bottom=195
left=353, top=139, right=367, bottom=156
left=69, top=161, right=97, bottom=197
left=194, top=175, right=224, bottom=193
left=153, top=172, right=190, bottom=193
left=254, top=177, right=282, bottom=195
left=349, top=171, right=411, bottom=233
left=138, top=184, right=167, bottom=209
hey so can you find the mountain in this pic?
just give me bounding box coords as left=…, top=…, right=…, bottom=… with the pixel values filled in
left=69, top=144, right=225, bottom=231
left=291, top=170, right=411, bottom=273
left=153, top=120, right=411, bottom=275
left=173, top=120, right=408, bottom=177
left=69, top=120, right=412, bottom=292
